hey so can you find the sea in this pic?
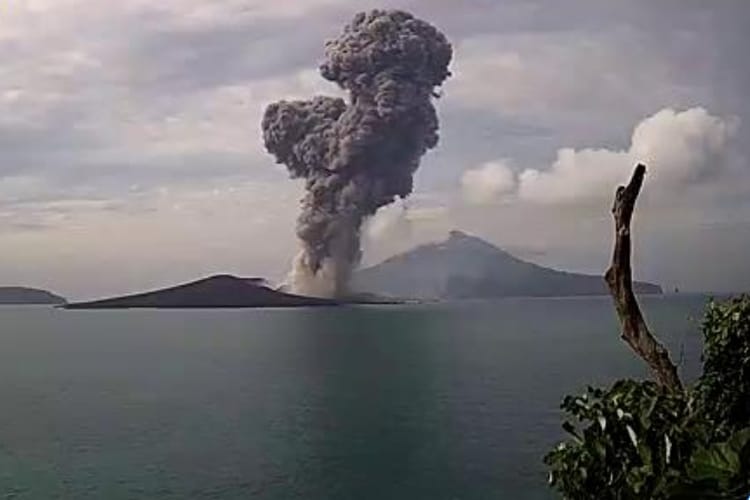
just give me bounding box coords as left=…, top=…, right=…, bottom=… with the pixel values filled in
left=0, top=295, right=712, bottom=499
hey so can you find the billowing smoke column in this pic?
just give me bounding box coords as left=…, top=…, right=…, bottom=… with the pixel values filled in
left=261, top=9, right=452, bottom=298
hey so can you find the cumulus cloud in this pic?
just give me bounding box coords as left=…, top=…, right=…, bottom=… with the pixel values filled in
left=519, top=108, right=737, bottom=204
left=366, top=200, right=451, bottom=243
left=463, top=108, right=737, bottom=206
left=461, top=160, right=517, bottom=204
left=367, top=202, right=412, bottom=242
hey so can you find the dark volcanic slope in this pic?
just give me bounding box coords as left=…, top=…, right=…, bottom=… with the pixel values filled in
left=354, top=231, right=662, bottom=299
left=64, top=275, right=339, bottom=309
left=0, top=287, right=66, bottom=305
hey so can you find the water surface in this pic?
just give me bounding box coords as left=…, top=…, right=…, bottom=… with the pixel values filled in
left=0, top=295, right=709, bottom=499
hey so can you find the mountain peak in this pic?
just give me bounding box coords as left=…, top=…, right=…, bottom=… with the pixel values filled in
left=0, top=286, right=66, bottom=305
left=355, top=232, right=662, bottom=299
left=447, top=230, right=490, bottom=245
left=448, top=229, right=471, bottom=240
left=441, top=230, right=516, bottom=259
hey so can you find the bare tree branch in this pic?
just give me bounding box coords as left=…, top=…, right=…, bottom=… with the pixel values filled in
left=604, top=164, right=683, bottom=391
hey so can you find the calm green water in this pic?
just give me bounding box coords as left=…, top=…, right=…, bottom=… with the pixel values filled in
left=0, top=296, right=709, bottom=499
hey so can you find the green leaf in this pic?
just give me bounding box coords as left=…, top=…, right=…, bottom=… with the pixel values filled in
left=726, top=427, right=750, bottom=452
left=688, top=443, right=740, bottom=483
left=562, top=421, right=581, bottom=442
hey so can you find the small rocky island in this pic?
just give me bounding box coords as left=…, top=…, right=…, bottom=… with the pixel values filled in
left=0, top=287, right=67, bottom=305
left=63, top=275, right=394, bottom=309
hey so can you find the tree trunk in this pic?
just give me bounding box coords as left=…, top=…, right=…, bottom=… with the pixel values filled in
left=604, top=164, right=683, bottom=391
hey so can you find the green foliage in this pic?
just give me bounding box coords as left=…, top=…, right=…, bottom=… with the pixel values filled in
left=545, top=295, right=750, bottom=499
left=695, top=296, right=750, bottom=439
left=544, top=381, right=706, bottom=499
left=671, top=428, right=750, bottom=498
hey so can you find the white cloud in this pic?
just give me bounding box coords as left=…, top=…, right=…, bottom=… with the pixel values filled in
left=461, top=160, right=517, bottom=204
left=367, top=202, right=412, bottom=242
left=630, top=108, right=737, bottom=185
left=366, top=201, right=450, bottom=245
left=517, top=107, right=737, bottom=205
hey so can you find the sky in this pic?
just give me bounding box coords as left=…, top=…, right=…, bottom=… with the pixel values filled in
left=0, top=0, right=748, bottom=299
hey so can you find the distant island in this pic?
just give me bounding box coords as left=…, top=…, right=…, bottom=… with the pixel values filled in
left=64, top=275, right=341, bottom=309
left=0, top=287, right=67, bottom=305
left=62, top=231, right=661, bottom=309
left=353, top=230, right=662, bottom=299
left=63, top=275, right=400, bottom=309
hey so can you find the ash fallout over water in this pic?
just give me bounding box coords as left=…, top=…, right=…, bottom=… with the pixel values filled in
left=261, top=9, right=452, bottom=298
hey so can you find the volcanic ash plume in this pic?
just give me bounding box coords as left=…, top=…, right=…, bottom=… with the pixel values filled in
left=261, top=9, right=452, bottom=298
